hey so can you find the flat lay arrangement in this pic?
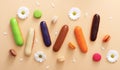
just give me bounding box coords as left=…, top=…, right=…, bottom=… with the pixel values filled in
left=0, top=0, right=120, bottom=70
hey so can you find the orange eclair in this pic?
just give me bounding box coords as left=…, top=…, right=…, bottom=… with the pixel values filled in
left=74, top=26, right=88, bottom=53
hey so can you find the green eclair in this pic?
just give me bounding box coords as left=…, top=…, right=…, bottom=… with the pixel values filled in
left=10, top=18, right=24, bottom=46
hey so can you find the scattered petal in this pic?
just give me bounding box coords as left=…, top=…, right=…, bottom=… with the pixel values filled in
left=46, top=65, right=50, bottom=69
left=85, top=12, right=88, bottom=17
left=108, top=17, right=113, bottom=20
left=55, top=31, right=58, bottom=36
left=51, top=3, right=55, bottom=8
left=51, top=16, right=58, bottom=24
left=36, top=1, right=40, bottom=6
left=3, top=32, right=8, bottom=36
left=72, top=58, right=76, bottom=63
left=101, top=47, right=105, bottom=50
left=35, top=38, right=39, bottom=43
left=19, top=58, right=23, bottom=61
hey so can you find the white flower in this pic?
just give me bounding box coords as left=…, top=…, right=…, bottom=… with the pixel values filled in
left=68, top=7, right=81, bottom=20
left=17, top=6, right=29, bottom=20
left=34, top=51, right=46, bottom=62
left=106, top=50, right=119, bottom=63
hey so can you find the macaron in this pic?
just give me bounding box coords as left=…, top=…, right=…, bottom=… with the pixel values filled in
left=92, top=53, right=101, bottom=62
left=33, top=10, right=42, bottom=19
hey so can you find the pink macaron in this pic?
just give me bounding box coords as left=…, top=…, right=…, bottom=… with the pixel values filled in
left=93, top=53, right=101, bottom=62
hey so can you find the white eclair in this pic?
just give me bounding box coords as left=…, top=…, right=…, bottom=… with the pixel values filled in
left=25, top=28, right=35, bottom=56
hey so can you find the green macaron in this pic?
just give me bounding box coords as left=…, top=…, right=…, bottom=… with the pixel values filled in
left=33, top=10, right=42, bottom=19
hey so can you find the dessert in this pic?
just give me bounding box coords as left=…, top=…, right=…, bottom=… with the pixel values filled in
left=33, top=10, right=42, bottom=19
left=40, top=21, right=52, bottom=47
left=25, top=28, right=35, bottom=56
left=90, top=14, right=100, bottom=41
left=10, top=18, right=24, bottom=46
left=74, top=26, right=88, bottom=53
left=68, top=42, right=76, bottom=50
left=53, top=25, right=69, bottom=52
left=93, top=53, right=101, bottom=62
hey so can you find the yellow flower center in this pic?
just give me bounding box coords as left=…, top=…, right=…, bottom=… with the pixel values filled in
left=72, top=11, right=77, bottom=16
left=39, top=54, right=42, bottom=58
left=21, top=11, right=25, bottom=15
left=111, top=54, right=115, bottom=58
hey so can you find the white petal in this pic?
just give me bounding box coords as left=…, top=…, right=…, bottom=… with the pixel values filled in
left=37, top=58, right=43, bottom=62
left=51, top=16, right=58, bottom=24
left=34, top=53, right=39, bottom=58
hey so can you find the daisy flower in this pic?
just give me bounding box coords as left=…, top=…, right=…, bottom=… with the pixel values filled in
left=17, top=6, right=29, bottom=20
left=106, top=50, right=119, bottom=63
left=34, top=51, right=46, bottom=62
left=68, top=7, right=81, bottom=20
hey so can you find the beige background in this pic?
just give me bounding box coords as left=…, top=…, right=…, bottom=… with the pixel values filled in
left=0, top=0, right=120, bottom=70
